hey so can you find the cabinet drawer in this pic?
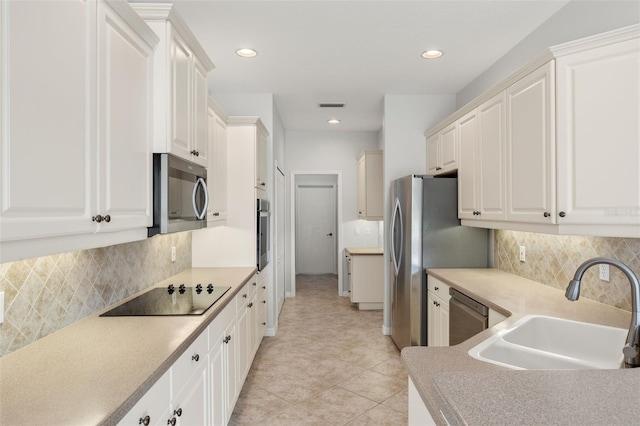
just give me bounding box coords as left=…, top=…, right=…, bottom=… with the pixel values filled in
left=236, top=282, right=251, bottom=311
left=117, top=370, right=170, bottom=426
left=427, top=276, right=450, bottom=299
left=172, top=330, right=208, bottom=395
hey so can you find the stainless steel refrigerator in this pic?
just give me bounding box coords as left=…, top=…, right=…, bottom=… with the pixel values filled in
left=390, top=175, right=489, bottom=350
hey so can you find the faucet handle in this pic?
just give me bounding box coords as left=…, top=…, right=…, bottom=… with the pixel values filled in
left=623, top=343, right=639, bottom=359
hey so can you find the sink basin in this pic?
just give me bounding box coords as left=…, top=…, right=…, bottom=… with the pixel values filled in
left=469, top=315, right=628, bottom=370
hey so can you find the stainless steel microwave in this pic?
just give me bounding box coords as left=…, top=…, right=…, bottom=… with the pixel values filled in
left=148, top=154, right=208, bottom=237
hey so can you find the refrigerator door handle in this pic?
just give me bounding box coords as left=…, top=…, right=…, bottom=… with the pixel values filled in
left=390, top=197, right=403, bottom=276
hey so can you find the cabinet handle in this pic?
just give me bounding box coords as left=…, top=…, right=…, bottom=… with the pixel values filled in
left=103, top=214, right=111, bottom=223
left=434, top=286, right=439, bottom=291
left=167, top=418, right=176, bottom=426
left=543, top=212, right=551, bottom=218
left=436, top=167, right=442, bottom=171
left=248, top=302, right=253, bottom=308
left=92, top=215, right=103, bottom=223
left=243, top=293, right=247, bottom=298
left=192, top=354, right=200, bottom=362
left=174, top=408, right=182, bottom=417
left=559, top=211, right=566, bottom=218
left=261, top=182, right=266, bottom=186
left=212, top=212, right=220, bottom=216
left=139, top=416, right=151, bottom=426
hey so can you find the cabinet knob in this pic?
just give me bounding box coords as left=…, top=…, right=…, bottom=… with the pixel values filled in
left=103, top=214, right=111, bottom=223
left=262, top=286, right=266, bottom=289
left=167, top=418, right=176, bottom=426
left=261, top=182, right=266, bottom=186
left=436, top=167, right=442, bottom=171
left=434, top=286, right=439, bottom=291
left=174, top=408, right=182, bottom=417
left=262, top=322, right=266, bottom=326
left=559, top=211, right=566, bottom=218
left=192, top=354, right=200, bottom=362
left=543, top=212, right=551, bottom=218
left=139, top=416, right=151, bottom=426
left=248, top=302, right=253, bottom=308
left=243, top=293, right=247, bottom=298
left=212, top=212, right=220, bottom=216
left=262, top=300, right=266, bottom=304
left=92, top=215, right=103, bottom=223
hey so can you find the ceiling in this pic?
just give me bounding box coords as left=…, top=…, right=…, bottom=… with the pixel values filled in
left=170, top=1, right=569, bottom=132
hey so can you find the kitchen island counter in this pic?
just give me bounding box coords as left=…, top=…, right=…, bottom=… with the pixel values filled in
left=0, top=267, right=256, bottom=425
left=403, top=268, right=639, bottom=425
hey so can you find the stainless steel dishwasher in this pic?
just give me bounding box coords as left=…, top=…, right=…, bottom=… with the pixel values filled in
left=449, top=288, right=489, bottom=345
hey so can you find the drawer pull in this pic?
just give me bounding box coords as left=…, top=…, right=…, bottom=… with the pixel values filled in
left=434, top=286, right=439, bottom=291
left=174, top=408, right=182, bottom=417
left=192, top=354, right=200, bottom=362
left=139, top=416, right=150, bottom=426
left=167, top=418, right=176, bottom=426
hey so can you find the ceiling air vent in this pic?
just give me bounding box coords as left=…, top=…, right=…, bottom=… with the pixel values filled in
left=318, top=102, right=345, bottom=108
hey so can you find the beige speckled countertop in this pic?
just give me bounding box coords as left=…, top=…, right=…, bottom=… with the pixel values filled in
left=402, top=268, right=640, bottom=425
left=0, top=267, right=256, bottom=426
left=345, top=247, right=383, bottom=255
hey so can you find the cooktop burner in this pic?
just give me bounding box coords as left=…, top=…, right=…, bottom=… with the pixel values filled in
left=100, top=284, right=231, bottom=317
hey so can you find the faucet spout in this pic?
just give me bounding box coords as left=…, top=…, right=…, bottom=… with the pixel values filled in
left=566, top=257, right=640, bottom=367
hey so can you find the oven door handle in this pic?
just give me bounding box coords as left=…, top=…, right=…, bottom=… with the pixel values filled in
left=192, top=177, right=209, bottom=220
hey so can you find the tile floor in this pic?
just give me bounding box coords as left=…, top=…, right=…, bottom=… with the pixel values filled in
left=230, top=274, right=408, bottom=425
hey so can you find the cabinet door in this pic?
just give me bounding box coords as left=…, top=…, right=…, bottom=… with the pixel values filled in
left=0, top=0, right=96, bottom=242
left=170, top=31, right=192, bottom=160
left=457, top=110, right=478, bottom=220
left=172, top=364, right=208, bottom=426
left=439, top=123, right=458, bottom=174
left=98, top=1, right=153, bottom=231
left=427, top=292, right=438, bottom=347
left=209, top=338, right=226, bottom=426
left=357, top=155, right=366, bottom=217
left=426, top=134, right=440, bottom=175
left=236, top=296, right=250, bottom=384
left=208, top=110, right=228, bottom=222
left=506, top=62, right=556, bottom=224
left=365, top=152, right=383, bottom=218
left=191, top=57, right=208, bottom=167
left=117, top=371, right=170, bottom=426
left=477, top=92, right=507, bottom=221
left=556, top=38, right=640, bottom=225
left=222, top=318, right=238, bottom=424
left=255, top=128, right=267, bottom=191
left=439, top=296, right=450, bottom=347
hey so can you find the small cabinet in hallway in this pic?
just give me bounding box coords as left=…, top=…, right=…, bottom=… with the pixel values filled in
left=346, top=247, right=384, bottom=310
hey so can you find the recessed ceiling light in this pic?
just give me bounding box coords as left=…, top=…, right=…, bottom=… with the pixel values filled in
left=236, top=48, right=258, bottom=58
left=328, top=119, right=341, bottom=124
left=422, top=49, right=443, bottom=59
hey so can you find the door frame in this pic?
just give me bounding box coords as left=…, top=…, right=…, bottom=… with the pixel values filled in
left=289, top=170, right=343, bottom=297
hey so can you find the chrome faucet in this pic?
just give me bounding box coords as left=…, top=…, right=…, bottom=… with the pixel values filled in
left=566, top=257, right=640, bottom=367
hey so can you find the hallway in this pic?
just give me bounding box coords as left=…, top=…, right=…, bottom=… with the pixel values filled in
left=230, top=274, right=408, bottom=425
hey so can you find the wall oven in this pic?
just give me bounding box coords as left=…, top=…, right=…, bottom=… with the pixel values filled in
left=257, top=199, right=270, bottom=271
left=148, top=154, right=208, bottom=237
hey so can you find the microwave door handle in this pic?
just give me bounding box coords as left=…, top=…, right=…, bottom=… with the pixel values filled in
left=192, top=177, right=208, bottom=220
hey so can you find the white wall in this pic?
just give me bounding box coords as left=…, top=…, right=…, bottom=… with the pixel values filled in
left=381, top=94, right=457, bottom=332
left=285, top=131, right=381, bottom=295
left=457, top=0, right=640, bottom=107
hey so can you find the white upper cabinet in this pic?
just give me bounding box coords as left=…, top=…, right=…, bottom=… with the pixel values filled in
left=132, top=3, right=215, bottom=167
left=357, top=150, right=383, bottom=220
left=0, top=0, right=158, bottom=262
left=506, top=61, right=556, bottom=224
left=457, top=93, right=507, bottom=222
left=255, top=126, right=268, bottom=192
left=428, top=24, right=640, bottom=237
left=207, top=100, right=228, bottom=223
left=556, top=37, right=639, bottom=227
left=477, top=92, right=507, bottom=221
left=426, top=123, right=457, bottom=176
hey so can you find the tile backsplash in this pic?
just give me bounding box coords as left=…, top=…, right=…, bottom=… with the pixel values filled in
left=0, top=233, right=192, bottom=357
left=495, top=230, right=640, bottom=311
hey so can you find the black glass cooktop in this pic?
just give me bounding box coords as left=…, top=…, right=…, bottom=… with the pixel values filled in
left=100, top=284, right=231, bottom=317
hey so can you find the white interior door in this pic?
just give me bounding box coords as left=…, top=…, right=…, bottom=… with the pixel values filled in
left=275, top=168, right=286, bottom=314
left=295, top=185, right=337, bottom=274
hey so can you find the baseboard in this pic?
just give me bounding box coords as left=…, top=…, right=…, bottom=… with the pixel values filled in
left=264, top=327, right=277, bottom=337
left=342, top=291, right=350, bottom=297
left=382, top=325, right=392, bottom=335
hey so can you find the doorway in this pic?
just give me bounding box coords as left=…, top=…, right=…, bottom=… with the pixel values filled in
left=290, top=171, right=343, bottom=296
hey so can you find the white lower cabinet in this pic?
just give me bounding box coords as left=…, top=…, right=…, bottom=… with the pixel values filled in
left=427, top=277, right=450, bottom=347
left=408, top=377, right=436, bottom=426
left=121, top=277, right=266, bottom=426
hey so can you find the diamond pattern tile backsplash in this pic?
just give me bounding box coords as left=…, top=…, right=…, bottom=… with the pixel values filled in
left=494, top=230, right=640, bottom=312
left=0, top=233, right=192, bottom=357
